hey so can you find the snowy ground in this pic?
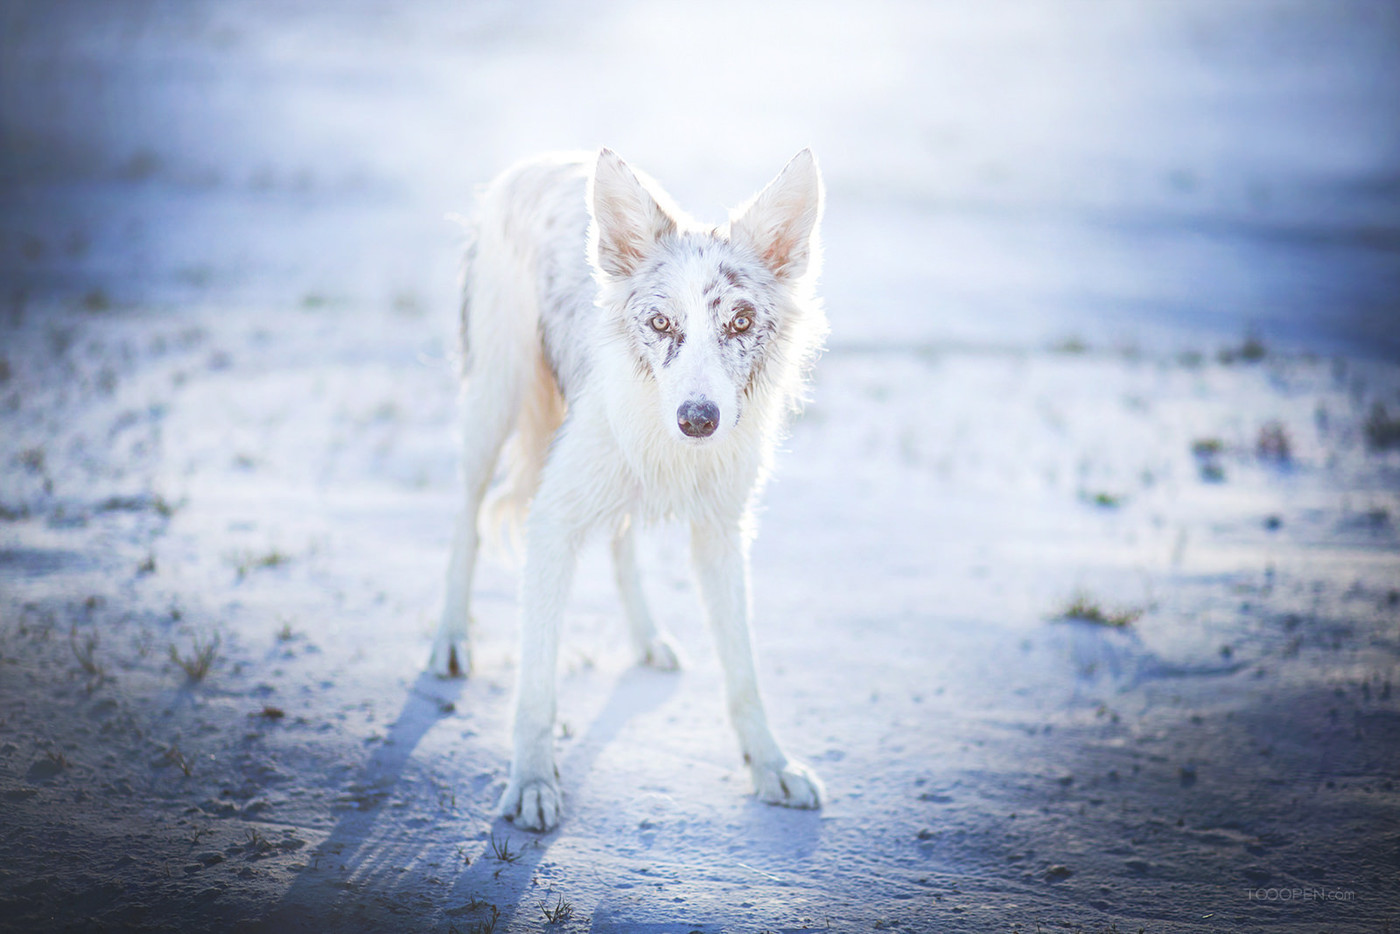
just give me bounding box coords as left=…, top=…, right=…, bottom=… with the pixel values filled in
left=2, top=2, right=1399, bottom=932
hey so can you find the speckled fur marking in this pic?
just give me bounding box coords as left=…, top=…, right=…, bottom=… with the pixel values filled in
left=613, top=237, right=781, bottom=422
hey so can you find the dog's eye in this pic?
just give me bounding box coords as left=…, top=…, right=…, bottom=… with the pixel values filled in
left=730, top=311, right=752, bottom=333
left=649, top=313, right=670, bottom=332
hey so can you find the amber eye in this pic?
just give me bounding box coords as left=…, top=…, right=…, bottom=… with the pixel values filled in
left=649, top=313, right=670, bottom=332
left=730, top=311, right=752, bottom=333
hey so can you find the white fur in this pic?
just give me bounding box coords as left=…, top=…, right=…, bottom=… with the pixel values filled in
left=431, top=149, right=828, bottom=831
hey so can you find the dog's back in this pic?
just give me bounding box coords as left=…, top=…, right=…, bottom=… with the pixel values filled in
left=457, top=154, right=597, bottom=540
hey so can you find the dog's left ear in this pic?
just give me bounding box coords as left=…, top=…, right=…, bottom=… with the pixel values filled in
left=730, top=149, right=824, bottom=281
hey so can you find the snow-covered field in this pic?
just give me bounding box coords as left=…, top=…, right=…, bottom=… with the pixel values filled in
left=2, top=2, right=1398, bottom=931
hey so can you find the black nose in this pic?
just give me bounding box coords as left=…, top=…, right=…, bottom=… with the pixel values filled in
left=677, top=399, right=720, bottom=438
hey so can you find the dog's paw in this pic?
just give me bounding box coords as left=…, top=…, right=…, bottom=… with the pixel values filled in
left=750, top=758, right=824, bottom=810
left=497, top=777, right=562, bottom=832
left=427, top=638, right=471, bottom=679
left=639, top=634, right=681, bottom=671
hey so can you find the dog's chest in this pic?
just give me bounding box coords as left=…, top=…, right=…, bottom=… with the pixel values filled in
left=610, top=414, right=759, bottom=524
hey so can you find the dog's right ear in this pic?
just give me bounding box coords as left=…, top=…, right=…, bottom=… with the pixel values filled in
left=588, top=149, right=677, bottom=279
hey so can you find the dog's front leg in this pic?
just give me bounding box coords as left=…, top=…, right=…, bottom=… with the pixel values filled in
left=497, top=510, right=579, bottom=832
left=691, top=520, right=824, bottom=809
left=612, top=519, right=681, bottom=670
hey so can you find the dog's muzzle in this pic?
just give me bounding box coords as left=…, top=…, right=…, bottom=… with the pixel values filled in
left=677, top=399, right=720, bottom=439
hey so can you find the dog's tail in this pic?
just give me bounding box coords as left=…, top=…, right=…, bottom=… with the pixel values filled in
left=480, top=353, right=563, bottom=554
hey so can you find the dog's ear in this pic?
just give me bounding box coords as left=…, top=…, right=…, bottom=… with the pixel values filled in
left=730, top=149, right=824, bottom=281
left=589, top=149, right=677, bottom=278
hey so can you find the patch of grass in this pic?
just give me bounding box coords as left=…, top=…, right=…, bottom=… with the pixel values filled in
left=1239, top=336, right=1267, bottom=361
left=169, top=634, right=220, bottom=682
left=245, top=827, right=274, bottom=854
left=19, top=447, right=44, bottom=473
left=470, top=904, right=501, bottom=934
left=230, top=548, right=290, bottom=580
left=81, top=288, right=111, bottom=312
left=1256, top=421, right=1291, bottom=463
left=137, top=553, right=156, bottom=575
left=275, top=620, right=296, bottom=642
left=1191, top=437, right=1226, bottom=482
left=255, top=705, right=285, bottom=720
left=229, top=548, right=289, bottom=576
left=1055, top=591, right=1142, bottom=628
left=161, top=743, right=193, bottom=777
left=301, top=292, right=332, bottom=310
left=1364, top=403, right=1400, bottom=451
left=1050, top=336, right=1088, bottom=355
left=539, top=894, right=574, bottom=924
left=1176, top=349, right=1204, bottom=368
left=70, top=627, right=105, bottom=680
left=488, top=832, right=519, bottom=864
left=1218, top=334, right=1266, bottom=364
left=1081, top=491, right=1124, bottom=508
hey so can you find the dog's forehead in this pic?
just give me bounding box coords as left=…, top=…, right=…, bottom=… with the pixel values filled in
left=644, top=234, right=768, bottom=314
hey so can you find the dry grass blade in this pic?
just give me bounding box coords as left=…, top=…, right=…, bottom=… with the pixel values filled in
left=539, top=894, right=574, bottom=924
left=169, top=634, right=221, bottom=681
left=69, top=627, right=104, bottom=680
left=162, top=743, right=193, bottom=777
left=1056, top=590, right=1142, bottom=629
left=488, top=832, right=519, bottom=863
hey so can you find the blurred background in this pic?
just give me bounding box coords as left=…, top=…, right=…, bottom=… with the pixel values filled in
left=2, top=3, right=1400, bottom=931
left=3, top=0, right=1398, bottom=356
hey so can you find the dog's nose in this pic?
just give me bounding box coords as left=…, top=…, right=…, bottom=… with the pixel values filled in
left=677, top=399, right=720, bottom=438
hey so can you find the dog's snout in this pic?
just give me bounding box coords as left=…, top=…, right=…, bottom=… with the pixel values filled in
left=677, top=399, right=720, bottom=439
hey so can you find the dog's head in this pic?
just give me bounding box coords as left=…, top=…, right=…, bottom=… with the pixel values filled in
left=588, top=149, right=824, bottom=445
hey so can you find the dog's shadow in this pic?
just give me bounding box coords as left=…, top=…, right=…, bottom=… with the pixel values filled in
left=251, top=671, right=465, bottom=931
left=438, top=665, right=682, bottom=928
left=253, top=666, right=683, bottom=931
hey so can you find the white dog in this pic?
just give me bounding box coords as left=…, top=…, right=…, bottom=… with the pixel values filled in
left=431, top=149, right=828, bottom=831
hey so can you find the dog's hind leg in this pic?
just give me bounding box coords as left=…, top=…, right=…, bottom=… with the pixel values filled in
left=611, top=518, right=681, bottom=670
left=429, top=376, right=520, bottom=677
left=430, top=210, right=539, bottom=678
left=691, top=518, right=824, bottom=810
